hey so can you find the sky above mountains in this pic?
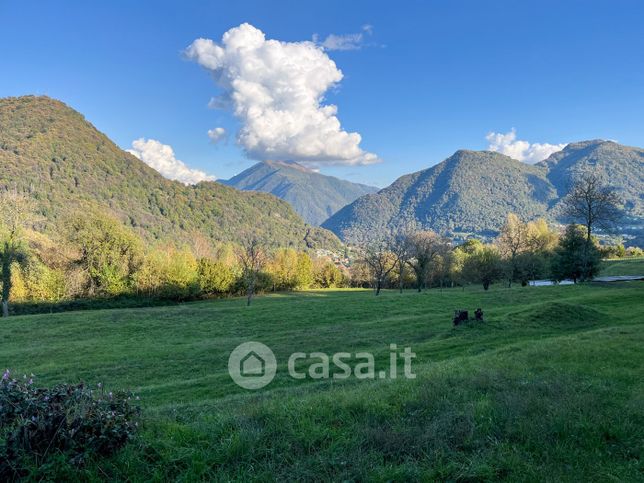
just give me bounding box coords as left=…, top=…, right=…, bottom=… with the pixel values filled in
left=2, top=0, right=644, bottom=187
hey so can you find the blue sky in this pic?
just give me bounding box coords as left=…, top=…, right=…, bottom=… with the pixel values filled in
left=2, top=0, right=643, bottom=187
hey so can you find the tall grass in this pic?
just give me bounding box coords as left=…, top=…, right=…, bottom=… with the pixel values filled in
left=1, top=283, right=642, bottom=480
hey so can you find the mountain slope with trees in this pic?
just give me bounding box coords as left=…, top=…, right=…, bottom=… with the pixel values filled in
left=0, top=96, right=340, bottom=250
left=539, top=140, right=644, bottom=218
left=221, top=160, right=378, bottom=225
left=323, top=142, right=644, bottom=244
left=323, top=150, right=558, bottom=240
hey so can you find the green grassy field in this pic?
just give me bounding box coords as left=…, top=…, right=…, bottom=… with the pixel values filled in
left=601, top=257, right=644, bottom=276
left=2, top=284, right=643, bottom=481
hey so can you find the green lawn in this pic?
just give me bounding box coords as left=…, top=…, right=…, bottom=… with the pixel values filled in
left=1, top=284, right=643, bottom=481
left=601, top=257, right=644, bottom=276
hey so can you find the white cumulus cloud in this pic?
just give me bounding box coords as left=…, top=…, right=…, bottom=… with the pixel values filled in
left=486, top=129, right=567, bottom=164
left=127, top=138, right=215, bottom=184
left=185, top=23, right=378, bottom=166
left=207, top=127, right=226, bottom=144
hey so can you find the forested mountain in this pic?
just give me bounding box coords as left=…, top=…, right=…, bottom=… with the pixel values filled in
left=221, top=160, right=378, bottom=225
left=539, top=140, right=644, bottom=218
left=0, top=96, right=340, bottom=250
left=323, top=141, right=644, bottom=244
left=323, top=150, right=557, bottom=239
left=4, top=96, right=641, bottom=249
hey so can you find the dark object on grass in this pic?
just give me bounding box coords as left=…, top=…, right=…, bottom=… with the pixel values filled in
left=453, top=309, right=485, bottom=326
left=453, top=310, right=469, bottom=326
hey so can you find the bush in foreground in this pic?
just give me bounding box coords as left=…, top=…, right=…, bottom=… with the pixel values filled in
left=0, top=371, right=140, bottom=479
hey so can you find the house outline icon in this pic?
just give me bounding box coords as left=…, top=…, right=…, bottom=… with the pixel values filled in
left=228, top=341, right=276, bottom=389
left=240, top=351, right=266, bottom=377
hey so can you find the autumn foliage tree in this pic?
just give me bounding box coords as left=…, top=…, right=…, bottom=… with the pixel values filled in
left=66, top=209, right=144, bottom=296
left=269, top=248, right=314, bottom=291
left=0, top=191, right=33, bottom=317
left=235, top=236, right=267, bottom=306
left=314, top=260, right=346, bottom=288
left=496, top=215, right=559, bottom=286
left=496, top=213, right=529, bottom=287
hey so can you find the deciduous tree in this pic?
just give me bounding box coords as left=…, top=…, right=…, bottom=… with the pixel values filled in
left=463, top=245, right=504, bottom=290
left=66, top=209, right=144, bottom=296
left=552, top=224, right=601, bottom=283
left=235, top=236, right=267, bottom=306
left=361, top=235, right=397, bottom=296
left=0, top=191, right=33, bottom=317
left=496, top=213, right=529, bottom=287
left=390, top=231, right=413, bottom=293
left=562, top=173, right=621, bottom=279
left=406, top=231, right=449, bottom=292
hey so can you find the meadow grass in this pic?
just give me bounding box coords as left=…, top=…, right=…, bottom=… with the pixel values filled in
left=601, top=257, right=644, bottom=276
left=1, top=283, right=643, bottom=481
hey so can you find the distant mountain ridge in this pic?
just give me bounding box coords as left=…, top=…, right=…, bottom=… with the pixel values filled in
left=4, top=96, right=641, bottom=249
left=221, top=160, right=378, bottom=225
left=323, top=141, right=644, bottom=244
left=538, top=140, right=644, bottom=218
left=0, top=96, right=340, bottom=250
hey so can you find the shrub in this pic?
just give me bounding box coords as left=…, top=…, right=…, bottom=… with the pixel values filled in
left=197, top=257, right=237, bottom=295
left=134, top=245, right=199, bottom=299
left=268, top=248, right=314, bottom=290
left=65, top=209, right=144, bottom=296
left=314, top=260, right=346, bottom=288
left=9, top=294, right=180, bottom=316
left=600, top=243, right=626, bottom=259
left=12, top=259, right=67, bottom=303
left=552, top=224, right=601, bottom=282
left=0, top=371, right=140, bottom=478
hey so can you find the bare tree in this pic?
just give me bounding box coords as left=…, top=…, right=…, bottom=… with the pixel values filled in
left=562, top=173, right=622, bottom=279
left=0, top=191, right=34, bottom=317
left=235, top=236, right=267, bottom=306
left=361, top=235, right=397, bottom=296
left=562, top=173, right=622, bottom=241
left=389, top=229, right=414, bottom=293
left=406, top=231, right=448, bottom=292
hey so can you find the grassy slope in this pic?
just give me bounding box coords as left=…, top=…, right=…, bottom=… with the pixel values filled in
left=1, top=284, right=643, bottom=480
left=601, top=257, right=644, bottom=276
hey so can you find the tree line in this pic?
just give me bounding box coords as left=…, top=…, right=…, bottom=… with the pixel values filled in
left=0, top=172, right=632, bottom=314
left=0, top=193, right=354, bottom=314
left=354, top=172, right=628, bottom=294
left=243, top=183, right=631, bottom=301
